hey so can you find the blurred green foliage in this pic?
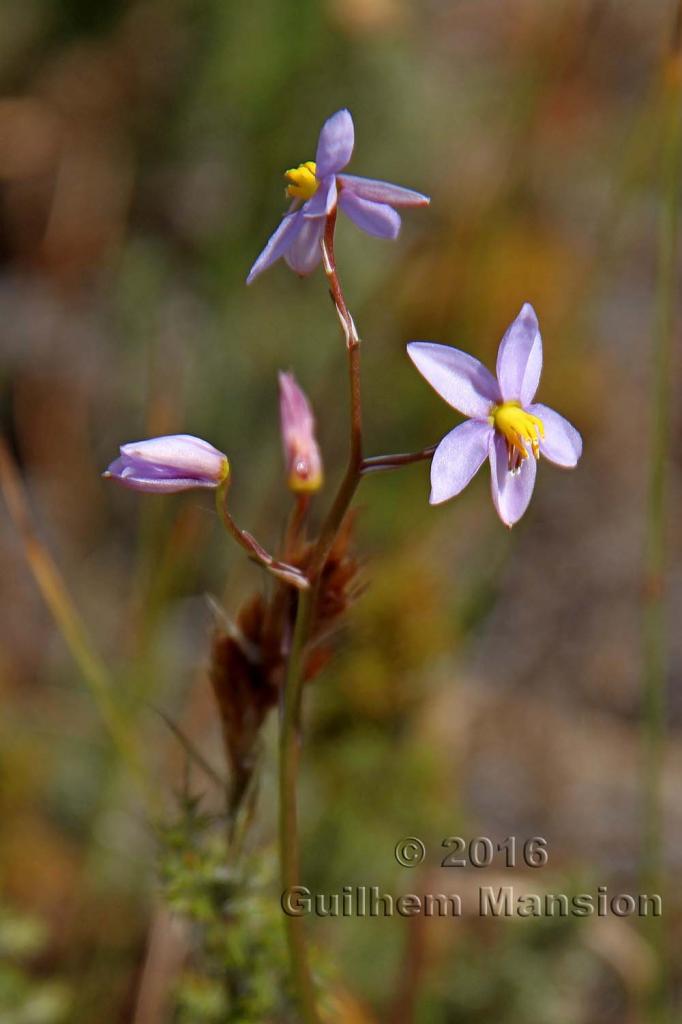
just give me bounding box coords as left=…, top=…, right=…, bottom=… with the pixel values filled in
left=0, top=905, right=70, bottom=1024
left=159, top=795, right=295, bottom=1023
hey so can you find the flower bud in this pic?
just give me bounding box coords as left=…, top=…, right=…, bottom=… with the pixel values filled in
left=103, top=434, right=229, bottom=493
left=278, top=371, right=323, bottom=493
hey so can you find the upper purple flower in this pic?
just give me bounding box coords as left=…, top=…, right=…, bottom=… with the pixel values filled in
left=103, top=434, right=229, bottom=494
left=247, top=109, right=430, bottom=284
left=407, top=304, right=582, bottom=527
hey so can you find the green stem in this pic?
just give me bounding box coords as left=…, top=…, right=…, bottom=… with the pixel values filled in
left=278, top=586, right=318, bottom=1022
left=641, top=6, right=682, bottom=1018
left=277, top=212, right=364, bottom=1021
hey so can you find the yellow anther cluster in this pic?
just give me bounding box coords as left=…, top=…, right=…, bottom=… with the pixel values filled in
left=284, top=161, right=319, bottom=200
left=491, top=401, right=545, bottom=470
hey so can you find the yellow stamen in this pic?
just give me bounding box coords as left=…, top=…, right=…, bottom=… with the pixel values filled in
left=284, top=160, right=319, bottom=200
left=491, top=401, right=545, bottom=471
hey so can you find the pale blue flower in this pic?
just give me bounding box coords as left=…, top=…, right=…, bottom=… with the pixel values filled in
left=247, top=109, right=430, bottom=284
left=408, top=304, right=582, bottom=526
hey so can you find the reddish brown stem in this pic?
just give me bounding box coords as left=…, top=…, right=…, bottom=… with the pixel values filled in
left=361, top=445, right=437, bottom=474
left=215, top=483, right=309, bottom=590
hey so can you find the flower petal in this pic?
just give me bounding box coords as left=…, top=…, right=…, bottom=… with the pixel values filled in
left=303, top=176, right=337, bottom=218
left=338, top=173, right=430, bottom=208
left=429, top=420, right=492, bottom=505
left=496, top=302, right=543, bottom=405
left=315, top=108, right=354, bottom=178
left=488, top=432, right=537, bottom=527
left=120, top=435, right=227, bottom=478
left=407, top=341, right=501, bottom=419
left=247, top=209, right=304, bottom=284
left=527, top=403, right=582, bottom=467
left=284, top=216, right=325, bottom=275
left=339, top=191, right=401, bottom=239
left=105, top=458, right=218, bottom=494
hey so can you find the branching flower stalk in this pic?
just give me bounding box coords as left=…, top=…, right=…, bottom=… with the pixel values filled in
left=101, top=107, right=583, bottom=1021
left=276, top=224, right=583, bottom=1016
left=277, top=211, right=364, bottom=1022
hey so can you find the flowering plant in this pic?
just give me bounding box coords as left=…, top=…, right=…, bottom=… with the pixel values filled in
left=103, top=108, right=581, bottom=1021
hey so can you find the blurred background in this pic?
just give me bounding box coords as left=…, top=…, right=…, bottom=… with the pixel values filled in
left=1, top=0, right=681, bottom=1021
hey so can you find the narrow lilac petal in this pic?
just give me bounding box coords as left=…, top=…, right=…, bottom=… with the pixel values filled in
left=303, top=176, right=337, bottom=218
left=488, top=433, right=537, bottom=527
left=429, top=420, right=492, bottom=505
left=106, top=456, right=177, bottom=480
left=284, top=216, right=325, bottom=275
left=247, top=210, right=304, bottom=284
left=105, top=459, right=217, bottom=494
left=120, top=435, right=226, bottom=479
left=338, top=174, right=430, bottom=208
left=315, top=109, right=354, bottom=178
left=339, top=191, right=401, bottom=239
left=496, top=302, right=543, bottom=405
left=407, top=341, right=501, bottom=419
left=527, top=403, right=582, bottom=467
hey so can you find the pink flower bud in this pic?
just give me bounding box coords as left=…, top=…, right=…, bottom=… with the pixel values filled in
left=278, top=371, right=323, bottom=493
left=103, top=434, right=229, bottom=493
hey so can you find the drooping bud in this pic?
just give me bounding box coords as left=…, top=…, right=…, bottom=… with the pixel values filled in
left=278, top=371, right=323, bottom=494
left=103, top=434, right=229, bottom=493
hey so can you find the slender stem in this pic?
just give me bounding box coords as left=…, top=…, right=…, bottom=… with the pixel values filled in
left=306, top=215, right=364, bottom=581
left=277, top=203, right=444, bottom=1017
left=278, top=586, right=317, bottom=1021
left=278, top=211, right=439, bottom=1015
left=640, top=6, right=682, bottom=1019
left=361, top=445, right=437, bottom=475
left=215, top=483, right=309, bottom=590
left=284, top=493, right=311, bottom=556
left=308, top=346, right=363, bottom=581
left=277, top=212, right=365, bottom=1021
left=321, top=208, right=359, bottom=351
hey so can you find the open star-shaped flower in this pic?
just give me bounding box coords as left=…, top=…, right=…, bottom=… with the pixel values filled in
left=407, top=303, right=582, bottom=527
left=247, top=108, right=430, bottom=284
